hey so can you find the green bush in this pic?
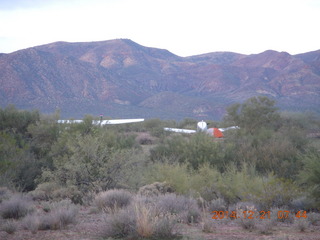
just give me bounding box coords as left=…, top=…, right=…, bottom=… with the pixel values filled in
left=144, top=162, right=190, bottom=194
left=299, top=150, right=320, bottom=208
left=150, top=133, right=227, bottom=170
left=189, top=163, right=222, bottom=201
left=37, top=130, right=141, bottom=195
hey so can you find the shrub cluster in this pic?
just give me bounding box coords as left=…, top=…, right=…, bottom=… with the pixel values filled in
left=23, top=199, right=78, bottom=232
left=0, top=194, right=34, bottom=219
left=99, top=189, right=201, bottom=239
left=94, top=189, right=133, bottom=213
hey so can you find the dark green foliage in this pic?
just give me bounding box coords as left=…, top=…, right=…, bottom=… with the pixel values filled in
left=224, top=96, right=280, bottom=133
left=150, top=133, right=228, bottom=170
left=0, top=105, right=39, bottom=136
left=0, top=131, right=40, bottom=191
left=37, top=128, right=141, bottom=196
left=299, top=149, right=320, bottom=207
left=27, top=112, right=60, bottom=161
left=0, top=106, right=52, bottom=191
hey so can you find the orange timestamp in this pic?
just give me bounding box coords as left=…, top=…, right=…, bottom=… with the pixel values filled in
left=211, top=210, right=308, bottom=220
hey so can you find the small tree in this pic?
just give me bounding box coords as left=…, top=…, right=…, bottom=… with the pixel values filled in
left=299, top=150, right=320, bottom=208
left=224, top=96, right=280, bottom=133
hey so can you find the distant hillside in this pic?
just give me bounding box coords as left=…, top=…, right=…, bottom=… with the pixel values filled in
left=0, top=39, right=319, bottom=120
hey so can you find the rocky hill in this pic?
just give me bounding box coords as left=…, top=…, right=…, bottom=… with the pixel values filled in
left=0, top=39, right=319, bottom=120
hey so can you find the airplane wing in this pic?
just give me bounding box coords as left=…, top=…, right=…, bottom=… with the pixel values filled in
left=99, top=119, right=145, bottom=125
left=163, top=127, right=197, bottom=134
left=218, top=126, right=240, bottom=132
left=57, top=120, right=83, bottom=124
left=58, top=119, right=144, bottom=125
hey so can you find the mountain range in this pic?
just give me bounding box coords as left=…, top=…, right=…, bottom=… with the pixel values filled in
left=0, top=39, right=319, bottom=120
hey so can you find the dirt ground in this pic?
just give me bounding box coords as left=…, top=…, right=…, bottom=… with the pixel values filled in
left=1, top=206, right=320, bottom=240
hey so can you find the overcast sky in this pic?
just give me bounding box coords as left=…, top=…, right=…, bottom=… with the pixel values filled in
left=0, top=0, right=319, bottom=56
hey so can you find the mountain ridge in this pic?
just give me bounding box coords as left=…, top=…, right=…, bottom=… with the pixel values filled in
left=0, top=39, right=319, bottom=120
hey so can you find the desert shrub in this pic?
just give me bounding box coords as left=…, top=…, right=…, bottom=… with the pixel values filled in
left=248, top=177, right=300, bottom=210
left=50, top=207, right=78, bottom=229
left=299, top=149, right=320, bottom=208
left=155, top=193, right=201, bottom=223
left=133, top=202, right=178, bottom=239
left=231, top=202, right=258, bottom=231
left=144, top=162, right=190, bottom=194
left=143, top=118, right=169, bottom=137
left=138, top=182, right=174, bottom=197
left=38, top=214, right=60, bottom=230
left=307, top=212, right=320, bottom=226
left=150, top=133, right=228, bottom=170
left=224, top=96, right=280, bottom=134
left=52, top=186, right=83, bottom=204
left=94, top=189, right=133, bottom=213
left=201, top=216, right=216, bottom=233
left=217, top=164, right=300, bottom=208
left=101, top=207, right=137, bottom=239
left=1, top=220, right=17, bottom=234
left=100, top=196, right=180, bottom=239
left=206, top=198, right=227, bottom=212
left=257, top=218, right=275, bottom=235
left=30, top=183, right=83, bottom=204
left=135, top=132, right=156, bottom=145
left=29, top=182, right=59, bottom=201
left=152, top=212, right=178, bottom=239
left=24, top=200, right=78, bottom=231
left=0, top=194, right=34, bottom=219
left=289, top=196, right=315, bottom=212
left=189, top=163, right=222, bottom=201
left=293, top=218, right=310, bottom=232
left=213, top=163, right=266, bottom=205
left=0, top=187, right=12, bottom=203
left=38, top=130, right=141, bottom=196
left=269, top=207, right=295, bottom=224
left=22, top=214, right=40, bottom=233
left=236, top=217, right=257, bottom=231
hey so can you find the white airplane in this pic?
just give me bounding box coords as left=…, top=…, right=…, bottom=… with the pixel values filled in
left=164, top=121, right=239, bottom=138
left=58, top=118, right=145, bottom=126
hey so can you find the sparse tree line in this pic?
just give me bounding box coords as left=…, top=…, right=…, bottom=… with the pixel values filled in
left=0, top=96, right=320, bottom=237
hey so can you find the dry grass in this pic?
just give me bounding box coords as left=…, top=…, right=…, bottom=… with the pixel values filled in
left=135, top=203, right=155, bottom=238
